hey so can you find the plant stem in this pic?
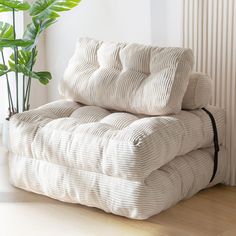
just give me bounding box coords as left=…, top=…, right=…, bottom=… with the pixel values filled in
left=22, top=75, right=25, bottom=111
left=24, top=76, right=29, bottom=106
left=1, top=50, right=14, bottom=116
left=24, top=46, right=36, bottom=110
left=26, top=77, right=31, bottom=110
left=12, top=8, right=19, bottom=113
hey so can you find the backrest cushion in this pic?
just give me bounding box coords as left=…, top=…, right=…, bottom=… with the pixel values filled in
left=59, top=38, right=194, bottom=115
left=182, top=72, right=212, bottom=110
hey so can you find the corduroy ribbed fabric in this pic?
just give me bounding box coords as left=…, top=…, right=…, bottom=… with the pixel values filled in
left=7, top=38, right=226, bottom=219
left=9, top=101, right=225, bottom=181
left=182, top=72, right=212, bottom=110
left=59, top=38, right=194, bottom=115
left=8, top=147, right=228, bottom=219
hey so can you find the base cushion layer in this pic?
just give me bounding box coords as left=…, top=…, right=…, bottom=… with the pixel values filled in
left=8, top=147, right=228, bottom=219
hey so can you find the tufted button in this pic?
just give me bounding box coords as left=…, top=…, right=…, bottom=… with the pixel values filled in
left=97, top=42, right=124, bottom=70
left=100, top=112, right=138, bottom=129
left=70, top=106, right=110, bottom=123
left=120, top=44, right=151, bottom=74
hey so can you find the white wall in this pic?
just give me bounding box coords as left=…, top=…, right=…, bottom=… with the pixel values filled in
left=150, top=0, right=182, bottom=46
left=46, top=0, right=152, bottom=101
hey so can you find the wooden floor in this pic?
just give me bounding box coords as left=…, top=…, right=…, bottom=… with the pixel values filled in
left=148, top=185, right=236, bottom=236
left=1, top=146, right=236, bottom=235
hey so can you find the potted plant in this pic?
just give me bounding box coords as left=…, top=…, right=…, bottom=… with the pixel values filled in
left=0, top=0, right=81, bottom=147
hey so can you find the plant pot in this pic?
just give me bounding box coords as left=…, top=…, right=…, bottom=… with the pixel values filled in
left=2, top=119, right=10, bottom=150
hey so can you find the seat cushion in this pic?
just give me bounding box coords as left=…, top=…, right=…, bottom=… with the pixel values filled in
left=59, top=38, right=194, bottom=115
left=9, top=101, right=225, bottom=181
left=9, top=100, right=81, bottom=157
left=9, top=147, right=228, bottom=219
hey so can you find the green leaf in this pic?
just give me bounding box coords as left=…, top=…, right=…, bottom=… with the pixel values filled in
left=8, top=54, right=52, bottom=85
left=17, top=65, right=52, bottom=84
left=14, top=64, right=34, bottom=77
left=0, top=22, right=14, bottom=40
left=23, top=18, right=57, bottom=50
left=9, top=49, right=38, bottom=70
left=0, top=39, right=34, bottom=48
left=0, top=21, right=14, bottom=50
left=0, top=63, right=7, bottom=70
left=23, top=21, right=41, bottom=50
left=0, top=70, right=8, bottom=76
left=30, top=0, right=80, bottom=19
left=40, top=17, right=57, bottom=30
left=0, top=0, right=30, bottom=12
left=0, top=3, right=10, bottom=12
left=35, top=71, right=52, bottom=84
left=24, top=0, right=78, bottom=51
left=24, top=20, right=41, bottom=41
left=0, top=63, right=8, bottom=76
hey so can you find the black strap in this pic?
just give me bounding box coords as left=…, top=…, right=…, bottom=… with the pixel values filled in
left=202, top=108, right=220, bottom=183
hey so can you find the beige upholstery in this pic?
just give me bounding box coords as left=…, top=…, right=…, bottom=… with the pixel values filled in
left=10, top=101, right=225, bottom=180
left=8, top=39, right=227, bottom=219
left=60, top=38, right=194, bottom=115
left=9, top=148, right=228, bottom=219
left=182, top=72, right=212, bottom=110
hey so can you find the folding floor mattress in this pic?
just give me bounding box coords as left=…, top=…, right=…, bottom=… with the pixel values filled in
left=7, top=38, right=228, bottom=219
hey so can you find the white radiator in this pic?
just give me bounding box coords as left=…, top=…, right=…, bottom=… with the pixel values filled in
left=182, top=0, right=236, bottom=185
